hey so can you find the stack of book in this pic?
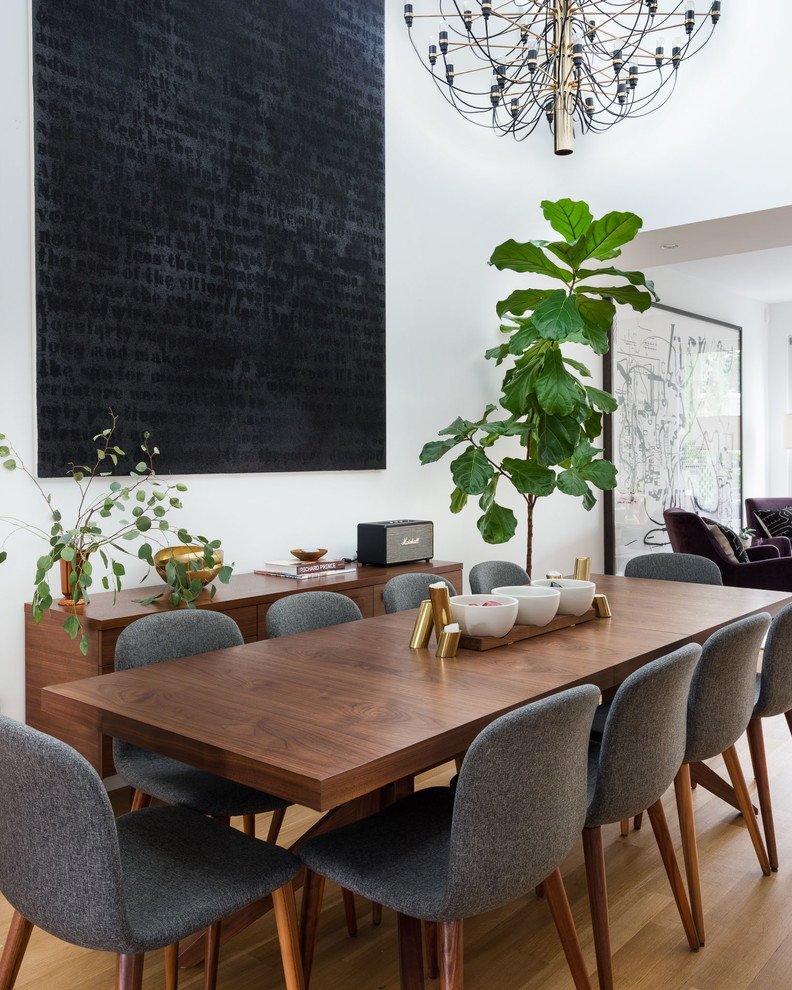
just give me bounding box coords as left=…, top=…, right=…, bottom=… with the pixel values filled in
left=254, top=557, right=354, bottom=579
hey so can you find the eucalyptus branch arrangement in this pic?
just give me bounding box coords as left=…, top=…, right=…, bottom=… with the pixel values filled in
left=0, top=412, right=232, bottom=655
left=420, top=197, right=657, bottom=576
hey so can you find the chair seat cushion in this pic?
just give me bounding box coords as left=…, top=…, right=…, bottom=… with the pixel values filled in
left=753, top=507, right=792, bottom=540
left=703, top=518, right=749, bottom=563
left=300, top=788, right=458, bottom=921
left=115, top=744, right=290, bottom=817
left=115, top=806, right=299, bottom=953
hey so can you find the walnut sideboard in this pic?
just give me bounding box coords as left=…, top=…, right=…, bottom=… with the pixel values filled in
left=25, top=559, right=463, bottom=777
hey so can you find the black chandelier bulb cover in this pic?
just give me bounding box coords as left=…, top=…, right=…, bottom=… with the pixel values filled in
left=403, top=1, right=723, bottom=155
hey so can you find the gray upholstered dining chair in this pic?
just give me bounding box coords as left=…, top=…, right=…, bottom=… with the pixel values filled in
left=583, top=644, right=701, bottom=990
left=624, top=552, right=723, bottom=585
left=0, top=715, right=304, bottom=990
left=381, top=573, right=457, bottom=613
left=265, top=590, right=363, bottom=636
left=744, top=602, right=792, bottom=871
left=114, top=610, right=290, bottom=841
left=674, top=612, right=772, bottom=945
left=298, top=684, right=601, bottom=990
left=265, top=589, right=364, bottom=936
left=468, top=560, right=531, bottom=595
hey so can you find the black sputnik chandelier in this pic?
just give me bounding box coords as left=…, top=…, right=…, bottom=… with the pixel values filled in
left=403, top=1, right=722, bottom=155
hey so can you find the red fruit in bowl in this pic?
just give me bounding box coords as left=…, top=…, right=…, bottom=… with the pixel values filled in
left=483, top=600, right=501, bottom=606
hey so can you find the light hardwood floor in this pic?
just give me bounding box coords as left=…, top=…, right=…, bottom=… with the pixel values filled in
left=4, top=715, right=792, bottom=989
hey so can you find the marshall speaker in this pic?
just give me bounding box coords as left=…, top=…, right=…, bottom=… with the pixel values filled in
left=356, top=519, right=434, bottom=566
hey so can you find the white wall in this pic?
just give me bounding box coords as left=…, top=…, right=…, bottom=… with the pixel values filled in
left=767, top=303, right=792, bottom=495
left=1, top=1, right=790, bottom=718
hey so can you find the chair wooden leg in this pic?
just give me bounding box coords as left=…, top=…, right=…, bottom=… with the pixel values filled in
left=633, top=812, right=643, bottom=830
left=785, top=709, right=792, bottom=738
left=299, top=870, right=325, bottom=990
left=273, top=883, right=306, bottom=990
left=619, top=819, right=629, bottom=837
left=342, top=888, right=358, bottom=936
left=397, top=913, right=425, bottom=990
left=241, top=814, right=256, bottom=836
left=542, top=867, right=593, bottom=990
left=164, top=943, right=178, bottom=990
left=439, top=920, right=463, bottom=990
left=130, top=790, right=151, bottom=812
left=582, top=826, right=613, bottom=990
left=267, top=807, right=287, bottom=843
left=425, top=920, right=439, bottom=980
left=116, top=953, right=145, bottom=990
left=204, top=922, right=221, bottom=990
left=722, top=744, right=771, bottom=876
left=674, top=764, right=705, bottom=945
left=0, top=911, right=33, bottom=990
left=372, top=902, right=383, bottom=926
left=747, top=718, right=779, bottom=871
left=645, top=799, right=699, bottom=951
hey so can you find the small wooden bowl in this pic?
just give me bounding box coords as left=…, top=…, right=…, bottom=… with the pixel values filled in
left=290, top=548, right=328, bottom=562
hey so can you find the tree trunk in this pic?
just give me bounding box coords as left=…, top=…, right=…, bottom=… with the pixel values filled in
left=525, top=495, right=536, bottom=577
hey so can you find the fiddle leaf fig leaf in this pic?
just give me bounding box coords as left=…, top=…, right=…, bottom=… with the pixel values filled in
left=477, top=501, right=517, bottom=544
left=556, top=468, right=590, bottom=497
left=420, top=439, right=458, bottom=464
left=575, top=211, right=643, bottom=262
left=577, top=284, right=653, bottom=312
left=580, top=458, right=618, bottom=489
left=536, top=413, right=579, bottom=465
left=501, top=458, right=556, bottom=496
left=541, top=198, right=593, bottom=242
left=585, top=385, right=618, bottom=414
left=489, top=239, right=572, bottom=282
left=450, top=487, right=469, bottom=513
left=534, top=348, right=581, bottom=415
left=450, top=447, right=494, bottom=495
left=576, top=294, right=615, bottom=332
left=531, top=290, right=585, bottom=340
left=496, top=288, right=554, bottom=318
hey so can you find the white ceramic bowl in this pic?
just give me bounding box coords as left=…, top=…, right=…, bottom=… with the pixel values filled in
left=533, top=579, right=596, bottom=616
left=491, top=585, right=561, bottom=627
left=449, top=594, right=519, bottom=638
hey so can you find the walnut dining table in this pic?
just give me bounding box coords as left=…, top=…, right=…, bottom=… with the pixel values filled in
left=40, top=573, right=792, bottom=985
left=41, top=574, right=792, bottom=813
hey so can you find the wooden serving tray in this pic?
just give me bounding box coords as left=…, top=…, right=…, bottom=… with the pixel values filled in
left=458, top=607, right=598, bottom=651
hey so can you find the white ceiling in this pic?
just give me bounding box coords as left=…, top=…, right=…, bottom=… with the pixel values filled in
left=619, top=206, right=792, bottom=305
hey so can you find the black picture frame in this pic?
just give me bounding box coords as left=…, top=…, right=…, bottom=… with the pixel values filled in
left=603, top=303, right=743, bottom=575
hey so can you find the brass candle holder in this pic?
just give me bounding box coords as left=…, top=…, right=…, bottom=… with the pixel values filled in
left=429, top=582, right=453, bottom=644
left=409, top=600, right=434, bottom=649
left=436, top=624, right=461, bottom=658
left=573, top=557, right=591, bottom=581
left=593, top=594, right=611, bottom=618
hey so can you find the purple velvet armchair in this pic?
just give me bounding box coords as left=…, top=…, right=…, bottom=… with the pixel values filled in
left=663, top=507, right=792, bottom=592
left=745, top=497, right=792, bottom=555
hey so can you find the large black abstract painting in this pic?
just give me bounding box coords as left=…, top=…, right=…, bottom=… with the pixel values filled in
left=32, top=0, right=385, bottom=476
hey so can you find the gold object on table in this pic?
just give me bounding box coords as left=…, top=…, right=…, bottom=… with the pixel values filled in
left=546, top=571, right=563, bottom=580
left=573, top=557, right=591, bottom=581
left=593, top=594, right=611, bottom=617
left=429, top=582, right=453, bottom=643
left=436, top=626, right=461, bottom=658
left=409, top=600, right=435, bottom=649
left=153, top=546, right=224, bottom=587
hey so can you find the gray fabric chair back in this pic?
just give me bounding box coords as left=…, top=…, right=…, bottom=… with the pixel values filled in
left=381, top=573, right=457, bottom=614
left=624, top=552, right=723, bottom=585
left=684, top=612, right=772, bottom=764
left=468, top=560, right=531, bottom=595
left=114, top=610, right=246, bottom=776
left=0, top=715, right=130, bottom=950
left=586, top=645, right=701, bottom=827
left=265, top=589, right=363, bottom=637
left=114, top=609, right=244, bottom=672
left=441, top=684, right=600, bottom=918
left=753, top=601, right=792, bottom=719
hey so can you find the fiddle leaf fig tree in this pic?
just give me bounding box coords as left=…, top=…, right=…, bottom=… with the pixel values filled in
left=420, top=198, right=657, bottom=576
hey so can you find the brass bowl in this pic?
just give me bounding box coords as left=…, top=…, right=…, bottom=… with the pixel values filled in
left=154, top=545, right=224, bottom=586
left=290, top=548, right=328, bottom=562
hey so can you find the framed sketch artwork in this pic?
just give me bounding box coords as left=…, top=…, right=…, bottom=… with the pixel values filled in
left=603, top=304, right=742, bottom=574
